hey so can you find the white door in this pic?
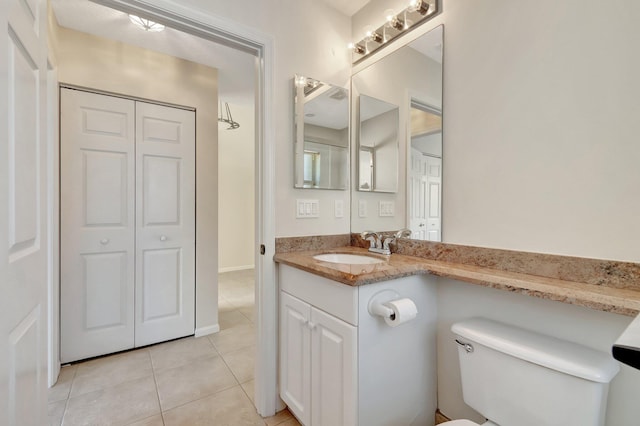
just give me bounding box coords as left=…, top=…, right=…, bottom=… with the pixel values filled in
left=311, top=307, right=357, bottom=426
left=409, top=148, right=428, bottom=240
left=135, top=101, right=195, bottom=347
left=60, top=89, right=136, bottom=362
left=425, top=156, right=442, bottom=242
left=280, top=292, right=312, bottom=426
left=1, top=0, right=49, bottom=423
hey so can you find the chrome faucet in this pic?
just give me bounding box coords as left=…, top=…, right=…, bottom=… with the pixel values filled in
left=361, top=231, right=392, bottom=255
left=361, top=231, right=381, bottom=249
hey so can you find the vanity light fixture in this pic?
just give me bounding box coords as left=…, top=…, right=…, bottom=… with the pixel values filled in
left=128, top=15, right=165, bottom=32
left=408, top=0, right=431, bottom=16
left=348, top=0, right=438, bottom=63
left=364, top=25, right=384, bottom=44
left=385, top=9, right=405, bottom=31
left=218, top=101, right=240, bottom=130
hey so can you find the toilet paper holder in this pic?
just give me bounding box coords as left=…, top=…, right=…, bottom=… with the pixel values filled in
left=368, top=290, right=401, bottom=320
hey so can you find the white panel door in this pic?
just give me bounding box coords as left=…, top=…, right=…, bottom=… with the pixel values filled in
left=311, top=307, right=357, bottom=426
left=135, top=101, right=195, bottom=347
left=60, top=89, right=136, bottom=362
left=280, top=292, right=311, bottom=426
left=409, top=148, right=428, bottom=240
left=1, top=0, right=49, bottom=423
left=425, top=156, right=442, bottom=242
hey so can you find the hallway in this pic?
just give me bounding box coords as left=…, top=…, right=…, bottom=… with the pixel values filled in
left=48, top=270, right=299, bottom=425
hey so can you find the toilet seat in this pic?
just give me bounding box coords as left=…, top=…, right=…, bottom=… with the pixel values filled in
left=441, top=420, right=481, bottom=426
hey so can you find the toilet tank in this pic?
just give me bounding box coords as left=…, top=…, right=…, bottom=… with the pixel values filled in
left=452, top=318, right=620, bottom=426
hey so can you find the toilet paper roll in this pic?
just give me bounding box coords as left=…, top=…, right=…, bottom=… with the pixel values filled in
left=383, top=298, right=418, bottom=327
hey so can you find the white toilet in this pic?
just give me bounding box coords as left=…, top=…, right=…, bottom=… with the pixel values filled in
left=442, top=318, right=620, bottom=426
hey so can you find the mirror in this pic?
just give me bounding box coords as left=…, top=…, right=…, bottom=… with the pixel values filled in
left=351, top=25, right=443, bottom=240
left=358, top=95, right=399, bottom=193
left=294, top=75, right=349, bottom=190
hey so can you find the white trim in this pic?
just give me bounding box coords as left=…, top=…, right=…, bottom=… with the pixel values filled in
left=91, top=0, right=279, bottom=416
left=195, top=324, right=220, bottom=338
left=219, top=265, right=255, bottom=273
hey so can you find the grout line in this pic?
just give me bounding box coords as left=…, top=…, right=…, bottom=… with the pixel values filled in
left=148, top=350, right=166, bottom=425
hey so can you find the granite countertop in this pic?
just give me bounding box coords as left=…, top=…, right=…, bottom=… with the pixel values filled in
left=274, top=246, right=640, bottom=317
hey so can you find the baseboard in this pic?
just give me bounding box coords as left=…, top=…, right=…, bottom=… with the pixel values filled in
left=195, top=324, right=220, bottom=337
left=219, top=264, right=255, bottom=273
left=435, top=409, right=451, bottom=424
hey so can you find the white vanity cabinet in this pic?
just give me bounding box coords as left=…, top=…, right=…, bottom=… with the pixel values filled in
left=279, top=264, right=438, bottom=426
left=280, top=267, right=358, bottom=426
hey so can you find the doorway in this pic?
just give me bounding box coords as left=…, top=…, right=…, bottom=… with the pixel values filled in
left=49, top=0, right=278, bottom=417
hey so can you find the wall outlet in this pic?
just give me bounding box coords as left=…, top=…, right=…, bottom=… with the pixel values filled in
left=296, top=199, right=319, bottom=218
left=358, top=200, right=367, bottom=218
left=334, top=200, right=344, bottom=218
left=379, top=201, right=395, bottom=217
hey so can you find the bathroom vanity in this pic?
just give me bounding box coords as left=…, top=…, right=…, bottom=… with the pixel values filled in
left=278, top=263, right=437, bottom=426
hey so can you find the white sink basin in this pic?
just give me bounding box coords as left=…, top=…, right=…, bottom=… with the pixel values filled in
left=313, top=253, right=385, bottom=265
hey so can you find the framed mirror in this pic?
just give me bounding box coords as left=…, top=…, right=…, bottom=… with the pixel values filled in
left=293, top=75, right=349, bottom=190
left=358, top=95, right=399, bottom=193
left=351, top=25, right=443, bottom=240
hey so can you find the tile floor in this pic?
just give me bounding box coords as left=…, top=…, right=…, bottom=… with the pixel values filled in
left=49, top=269, right=301, bottom=426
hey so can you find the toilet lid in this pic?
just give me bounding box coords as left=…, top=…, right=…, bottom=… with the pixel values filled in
left=441, top=420, right=481, bottom=426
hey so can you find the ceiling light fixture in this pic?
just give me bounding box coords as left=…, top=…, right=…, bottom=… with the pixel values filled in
left=218, top=101, right=240, bottom=130
left=348, top=0, right=438, bottom=63
left=128, top=15, right=165, bottom=32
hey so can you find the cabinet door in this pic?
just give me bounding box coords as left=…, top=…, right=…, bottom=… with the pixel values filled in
left=311, top=307, right=357, bottom=426
left=280, top=292, right=312, bottom=425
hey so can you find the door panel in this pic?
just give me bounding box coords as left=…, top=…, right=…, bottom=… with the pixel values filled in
left=311, top=307, right=357, bottom=426
left=2, top=0, right=48, bottom=423
left=60, top=88, right=135, bottom=363
left=280, top=292, right=311, bottom=426
left=142, top=248, right=182, bottom=321
left=135, top=101, right=195, bottom=347
left=426, top=156, right=442, bottom=241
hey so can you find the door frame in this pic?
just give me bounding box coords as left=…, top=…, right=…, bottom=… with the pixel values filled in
left=55, top=0, right=278, bottom=416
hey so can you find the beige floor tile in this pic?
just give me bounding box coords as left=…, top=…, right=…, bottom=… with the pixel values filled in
left=149, top=336, right=217, bottom=373
left=219, top=310, right=252, bottom=330
left=48, top=365, right=77, bottom=403
left=162, top=386, right=264, bottom=426
left=70, top=349, right=153, bottom=398
left=239, top=306, right=255, bottom=323
left=209, top=323, right=255, bottom=354
left=218, top=296, right=237, bottom=313
left=155, top=355, right=237, bottom=411
left=225, top=294, right=255, bottom=310
left=278, top=418, right=302, bottom=426
left=64, top=376, right=160, bottom=426
left=48, top=400, right=66, bottom=426
left=125, top=414, right=165, bottom=426
left=240, top=379, right=255, bottom=405
left=222, top=345, right=255, bottom=383
left=264, top=409, right=294, bottom=426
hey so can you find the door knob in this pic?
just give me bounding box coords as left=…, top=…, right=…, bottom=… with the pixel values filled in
left=160, top=235, right=167, bottom=241
left=100, top=238, right=110, bottom=245
left=419, top=223, right=425, bottom=227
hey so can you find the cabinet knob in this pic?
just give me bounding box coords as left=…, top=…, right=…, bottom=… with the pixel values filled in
left=100, top=238, right=110, bottom=245
left=306, top=321, right=316, bottom=330
left=160, top=235, right=167, bottom=242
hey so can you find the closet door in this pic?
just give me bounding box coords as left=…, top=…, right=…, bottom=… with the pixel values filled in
left=60, top=89, right=136, bottom=363
left=135, top=101, right=195, bottom=347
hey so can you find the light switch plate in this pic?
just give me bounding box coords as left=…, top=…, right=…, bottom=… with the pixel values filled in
left=358, top=200, right=367, bottom=218
left=334, top=200, right=344, bottom=218
left=379, top=201, right=395, bottom=217
left=296, top=199, right=319, bottom=218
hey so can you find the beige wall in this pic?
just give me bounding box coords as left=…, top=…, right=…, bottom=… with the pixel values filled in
left=218, top=103, right=255, bottom=272
left=50, top=19, right=219, bottom=333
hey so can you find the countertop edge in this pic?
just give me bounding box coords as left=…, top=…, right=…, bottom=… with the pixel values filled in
left=274, top=248, right=640, bottom=317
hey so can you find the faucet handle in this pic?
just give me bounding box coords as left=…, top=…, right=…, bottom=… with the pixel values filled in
left=361, top=230, right=380, bottom=248
left=395, top=228, right=412, bottom=239
left=382, top=236, right=396, bottom=251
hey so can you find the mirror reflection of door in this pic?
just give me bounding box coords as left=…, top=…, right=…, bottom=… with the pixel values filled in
left=409, top=101, right=442, bottom=241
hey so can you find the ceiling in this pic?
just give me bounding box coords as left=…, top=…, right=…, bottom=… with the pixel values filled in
left=320, top=0, right=371, bottom=17
left=50, top=0, right=256, bottom=106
